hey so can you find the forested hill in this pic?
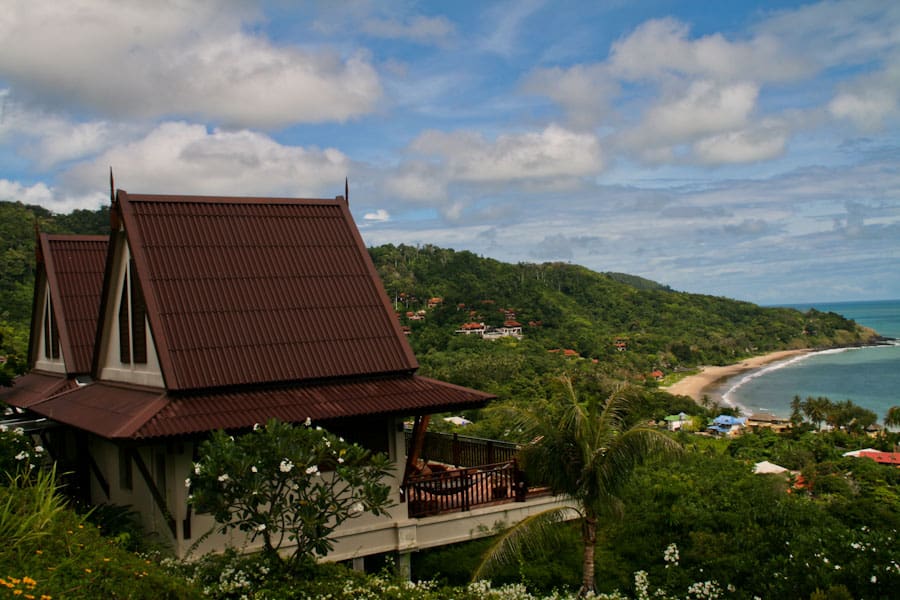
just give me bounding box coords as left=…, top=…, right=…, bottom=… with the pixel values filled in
left=370, top=243, right=877, bottom=378
left=0, top=200, right=876, bottom=384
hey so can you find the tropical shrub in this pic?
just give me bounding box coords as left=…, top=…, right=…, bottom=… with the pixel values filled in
left=0, top=417, right=47, bottom=478
left=188, top=418, right=393, bottom=568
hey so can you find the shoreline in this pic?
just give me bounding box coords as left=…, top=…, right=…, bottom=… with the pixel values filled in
left=662, top=349, right=812, bottom=405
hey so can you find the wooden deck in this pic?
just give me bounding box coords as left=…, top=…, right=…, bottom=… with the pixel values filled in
left=405, top=460, right=529, bottom=518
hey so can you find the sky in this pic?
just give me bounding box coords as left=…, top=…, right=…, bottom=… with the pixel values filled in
left=1, top=1, right=898, bottom=305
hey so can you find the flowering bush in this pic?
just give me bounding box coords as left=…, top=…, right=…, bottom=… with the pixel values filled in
left=0, top=415, right=45, bottom=479
left=189, top=418, right=393, bottom=567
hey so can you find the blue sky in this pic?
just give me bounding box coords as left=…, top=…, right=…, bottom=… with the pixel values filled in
left=1, top=1, right=898, bottom=304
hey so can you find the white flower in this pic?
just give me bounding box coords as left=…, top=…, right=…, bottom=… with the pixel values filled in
left=194, top=464, right=201, bottom=475
left=663, top=542, right=679, bottom=567
left=256, top=523, right=266, bottom=532
left=348, top=502, right=364, bottom=516
left=338, top=437, right=344, bottom=442
left=15, top=451, right=27, bottom=461
left=13, top=427, right=24, bottom=436
left=304, top=417, right=312, bottom=427
left=305, top=465, right=319, bottom=476
left=0, top=424, right=7, bottom=432
left=279, top=459, right=294, bottom=473
left=251, top=466, right=258, bottom=473
left=871, top=575, right=877, bottom=583
left=315, top=426, right=322, bottom=431
left=184, top=478, right=191, bottom=488
left=218, top=473, right=229, bottom=482
left=337, top=457, right=345, bottom=464
left=253, top=423, right=260, bottom=431
left=34, top=445, right=44, bottom=454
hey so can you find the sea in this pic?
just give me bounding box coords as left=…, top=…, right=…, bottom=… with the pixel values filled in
left=715, top=299, right=900, bottom=421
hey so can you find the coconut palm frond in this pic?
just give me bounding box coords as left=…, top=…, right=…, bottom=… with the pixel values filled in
left=472, top=506, right=582, bottom=582
left=596, top=427, right=682, bottom=499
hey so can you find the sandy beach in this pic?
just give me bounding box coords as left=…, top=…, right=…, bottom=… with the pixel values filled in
left=662, top=349, right=811, bottom=404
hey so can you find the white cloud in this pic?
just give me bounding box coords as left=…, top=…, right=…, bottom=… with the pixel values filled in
left=757, top=0, right=900, bottom=68
left=0, top=1, right=381, bottom=127
left=620, top=80, right=761, bottom=162
left=828, top=63, right=900, bottom=131
left=362, top=15, right=455, bottom=45
left=0, top=96, right=143, bottom=167
left=61, top=122, right=349, bottom=198
left=0, top=178, right=103, bottom=213
left=0, top=179, right=54, bottom=205
left=410, top=124, right=603, bottom=182
left=522, top=64, right=619, bottom=126
left=363, top=208, right=391, bottom=222
left=383, top=164, right=448, bottom=202
left=609, top=17, right=810, bottom=83
left=693, top=121, right=788, bottom=165
left=643, top=81, right=758, bottom=141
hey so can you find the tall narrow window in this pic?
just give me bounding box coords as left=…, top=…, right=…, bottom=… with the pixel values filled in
left=43, top=292, right=60, bottom=359
left=130, top=258, right=147, bottom=364
left=118, top=277, right=130, bottom=363
left=118, top=259, right=147, bottom=365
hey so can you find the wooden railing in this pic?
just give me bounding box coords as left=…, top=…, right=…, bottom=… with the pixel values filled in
left=405, top=460, right=525, bottom=518
left=405, top=430, right=520, bottom=468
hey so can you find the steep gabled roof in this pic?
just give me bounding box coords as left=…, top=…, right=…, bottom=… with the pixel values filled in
left=114, top=190, right=418, bottom=391
left=31, top=234, right=108, bottom=373
left=23, top=188, right=497, bottom=439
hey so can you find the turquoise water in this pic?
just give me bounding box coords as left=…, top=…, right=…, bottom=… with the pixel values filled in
left=718, top=300, right=900, bottom=421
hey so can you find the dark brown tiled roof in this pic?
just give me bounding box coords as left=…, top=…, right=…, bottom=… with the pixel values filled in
left=0, top=372, right=76, bottom=409
left=118, top=191, right=418, bottom=391
left=29, top=375, right=493, bottom=439
left=39, top=235, right=108, bottom=373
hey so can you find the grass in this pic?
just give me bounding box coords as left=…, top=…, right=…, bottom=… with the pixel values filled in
left=0, top=468, right=197, bottom=600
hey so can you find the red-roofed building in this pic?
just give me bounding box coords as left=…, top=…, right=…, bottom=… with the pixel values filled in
left=9, top=187, right=566, bottom=567
left=2, top=234, right=107, bottom=410
left=857, top=451, right=900, bottom=467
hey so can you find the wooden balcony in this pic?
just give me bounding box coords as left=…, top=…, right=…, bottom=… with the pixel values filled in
left=405, top=460, right=526, bottom=518
left=402, top=429, right=547, bottom=519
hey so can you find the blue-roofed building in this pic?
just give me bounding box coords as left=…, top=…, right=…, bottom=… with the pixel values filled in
left=707, top=415, right=746, bottom=436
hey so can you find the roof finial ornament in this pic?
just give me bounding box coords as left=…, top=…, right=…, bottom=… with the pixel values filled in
left=109, top=166, right=115, bottom=206
left=345, top=176, right=349, bottom=205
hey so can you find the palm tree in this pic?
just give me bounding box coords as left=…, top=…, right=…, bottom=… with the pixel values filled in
left=885, top=406, right=900, bottom=432
left=802, top=396, right=831, bottom=431
left=790, top=395, right=804, bottom=428
left=473, top=377, right=682, bottom=596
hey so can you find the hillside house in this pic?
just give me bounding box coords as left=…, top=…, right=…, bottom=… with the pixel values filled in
left=747, top=412, right=791, bottom=432
left=455, top=322, right=487, bottom=335
left=1, top=234, right=107, bottom=415
left=663, top=412, right=692, bottom=432
left=707, top=415, right=746, bottom=436
left=4, top=188, right=567, bottom=573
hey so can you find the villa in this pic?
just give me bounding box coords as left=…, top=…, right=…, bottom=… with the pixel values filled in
left=2, top=185, right=567, bottom=575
